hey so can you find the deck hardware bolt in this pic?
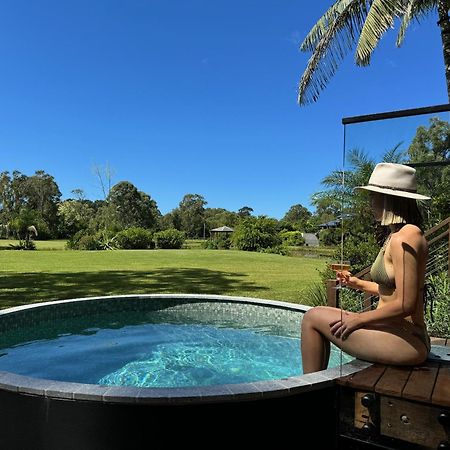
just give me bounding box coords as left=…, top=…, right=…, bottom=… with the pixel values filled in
left=438, top=413, right=450, bottom=427
left=361, top=393, right=375, bottom=407
left=400, top=414, right=410, bottom=424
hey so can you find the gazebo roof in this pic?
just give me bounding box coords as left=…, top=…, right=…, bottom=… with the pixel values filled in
left=210, top=226, right=234, bottom=232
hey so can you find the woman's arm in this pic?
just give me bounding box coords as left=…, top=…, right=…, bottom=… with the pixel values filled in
left=338, top=272, right=379, bottom=296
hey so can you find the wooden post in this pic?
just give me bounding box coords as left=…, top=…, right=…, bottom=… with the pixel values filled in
left=363, top=292, right=373, bottom=311
left=326, top=279, right=339, bottom=308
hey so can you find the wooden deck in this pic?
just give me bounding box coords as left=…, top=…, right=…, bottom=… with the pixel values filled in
left=336, top=340, right=450, bottom=449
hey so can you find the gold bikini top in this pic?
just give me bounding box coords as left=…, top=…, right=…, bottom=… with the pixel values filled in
left=370, top=235, right=395, bottom=289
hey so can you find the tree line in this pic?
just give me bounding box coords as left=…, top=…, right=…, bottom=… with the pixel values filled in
left=0, top=117, right=448, bottom=254
left=0, top=170, right=319, bottom=243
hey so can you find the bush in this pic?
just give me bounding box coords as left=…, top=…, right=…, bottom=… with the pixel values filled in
left=66, top=230, right=117, bottom=250
left=259, top=245, right=289, bottom=256
left=76, top=234, right=103, bottom=250
left=300, top=282, right=328, bottom=307
left=202, top=234, right=231, bottom=250
left=318, top=228, right=341, bottom=246
left=153, top=229, right=186, bottom=249
left=115, top=227, right=155, bottom=249
left=280, top=230, right=305, bottom=246
left=425, top=272, right=450, bottom=338
left=66, top=230, right=88, bottom=249
left=232, top=216, right=281, bottom=252
left=9, top=239, right=36, bottom=251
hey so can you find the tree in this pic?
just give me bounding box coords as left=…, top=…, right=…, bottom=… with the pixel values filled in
left=107, top=181, right=160, bottom=230
left=204, top=208, right=239, bottom=231
left=159, top=210, right=182, bottom=231
left=298, top=1, right=450, bottom=105
left=25, top=170, right=62, bottom=236
left=281, top=204, right=312, bottom=230
left=407, top=117, right=450, bottom=224
left=232, top=216, right=281, bottom=251
left=8, top=208, right=39, bottom=249
left=92, top=162, right=115, bottom=199
left=237, top=206, right=253, bottom=218
left=58, top=200, right=95, bottom=237
left=0, top=170, right=61, bottom=238
left=178, top=194, right=207, bottom=238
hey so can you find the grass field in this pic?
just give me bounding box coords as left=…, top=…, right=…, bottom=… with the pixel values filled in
left=0, top=245, right=328, bottom=309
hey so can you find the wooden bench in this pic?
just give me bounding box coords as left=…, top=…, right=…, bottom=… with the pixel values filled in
left=336, top=341, right=450, bottom=450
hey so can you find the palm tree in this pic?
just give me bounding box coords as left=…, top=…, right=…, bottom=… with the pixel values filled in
left=298, top=0, right=450, bottom=105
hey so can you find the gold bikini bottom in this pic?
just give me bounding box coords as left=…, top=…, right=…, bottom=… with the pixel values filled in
left=374, top=319, right=431, bottom=353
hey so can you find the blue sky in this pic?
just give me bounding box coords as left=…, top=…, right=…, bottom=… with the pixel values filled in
left=0, top=0, right=446, bottom=219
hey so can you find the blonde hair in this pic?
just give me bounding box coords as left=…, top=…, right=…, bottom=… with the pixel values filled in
left=380, top=194, right=423, bottom=227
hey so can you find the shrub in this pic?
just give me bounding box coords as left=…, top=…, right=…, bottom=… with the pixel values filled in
left=280, top=230, right=305, bottom=246
left=232, top=216, right=281, bottom=251
left=202, top=235, right=231, bottom=250
left=76, top=234, right=103, bottom=250
left=115, top=227, right=155, bottom=249
left=9, top=239, right=36, bottom=251
left=153, top=229, right=185, bottom=249
left=425, top=272, right=450, bottom=338
left=300, top=282, right=328, bottom=307
left=259, top=245, right=289, bottom=256
left=66, top=230, right=88, bottom=249
left=66, top=230, right=117, bottom=250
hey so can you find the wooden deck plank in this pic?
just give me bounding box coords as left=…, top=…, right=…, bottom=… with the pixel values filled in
left=374, top=366, right=412, bottom=397
left=432, top=364, right=450, bottom=408
left=402, top=362, right=439, bottom=403
left=336, top=364, right=386, bottom=390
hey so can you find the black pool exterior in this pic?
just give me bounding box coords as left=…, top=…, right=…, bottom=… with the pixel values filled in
left=0, top=294, right=369, bottom=449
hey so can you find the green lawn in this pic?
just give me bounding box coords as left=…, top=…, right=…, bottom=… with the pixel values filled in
left=0, top=247, right=327, bottom=309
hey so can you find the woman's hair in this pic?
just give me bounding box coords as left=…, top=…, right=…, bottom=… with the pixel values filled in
left=380, top=193, right=424, bottom=228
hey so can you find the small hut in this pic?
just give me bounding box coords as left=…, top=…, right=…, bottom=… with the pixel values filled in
left=210, top=226, right=234, bottom=239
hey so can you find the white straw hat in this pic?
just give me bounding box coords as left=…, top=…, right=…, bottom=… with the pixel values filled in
left=355, top=163, right=431, bottom=200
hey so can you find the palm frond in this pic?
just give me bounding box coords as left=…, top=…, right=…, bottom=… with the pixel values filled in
left=356, top=0, right=405, bottom=66
left=396, top=1, right=415, bottom=46
left=298, top=0, right=370, bottom=105
left=300, top=0, right=363, bottom=52
left=382, top=142, right=407, bottom=163
left=322, top=170, right=346, bottom=187
left=346, top=147, right=373, bottom=169
left=396, top=0, right=437, bottom=47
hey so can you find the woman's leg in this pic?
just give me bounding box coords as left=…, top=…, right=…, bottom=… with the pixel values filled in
left=301, top=306, right=429, bottom=374
left=301, top=306, right=339, bottom=373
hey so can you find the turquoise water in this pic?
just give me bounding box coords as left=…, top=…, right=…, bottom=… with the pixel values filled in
left=0, top=310, right=350, bottom=388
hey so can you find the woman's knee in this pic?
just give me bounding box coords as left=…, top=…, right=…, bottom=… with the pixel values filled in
left=302, top=306, right=329, bottom=329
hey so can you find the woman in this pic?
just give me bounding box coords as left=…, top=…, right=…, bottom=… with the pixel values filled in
left=301, top=163, right=431, bottom=374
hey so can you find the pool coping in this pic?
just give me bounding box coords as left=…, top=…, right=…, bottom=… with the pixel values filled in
left=0, top=294, right=387, bottom=405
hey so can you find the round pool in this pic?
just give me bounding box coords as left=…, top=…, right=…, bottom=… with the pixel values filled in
left=0, top=294, right=351, bottom=389
left=0, top=294, right=366, bottom=450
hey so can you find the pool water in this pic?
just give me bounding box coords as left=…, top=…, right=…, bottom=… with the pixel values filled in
left=0, top=309, right=350, bottom=388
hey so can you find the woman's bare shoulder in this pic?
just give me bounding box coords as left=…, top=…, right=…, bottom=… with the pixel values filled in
left=391, top=225, right=425, bottom=249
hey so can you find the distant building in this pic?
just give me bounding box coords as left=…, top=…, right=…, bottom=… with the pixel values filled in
left=302, top=233, right=319, bottom=247
left=210, top=226, right=234, bottom=239
left=318, top=219, right=340, bottom=229
left=318, top=214, right=352, bottom=229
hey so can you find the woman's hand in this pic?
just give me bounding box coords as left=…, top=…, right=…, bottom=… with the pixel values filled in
left=336, top=270, right=360, bottom=290
left=329, top=311, right=363, bottom=340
